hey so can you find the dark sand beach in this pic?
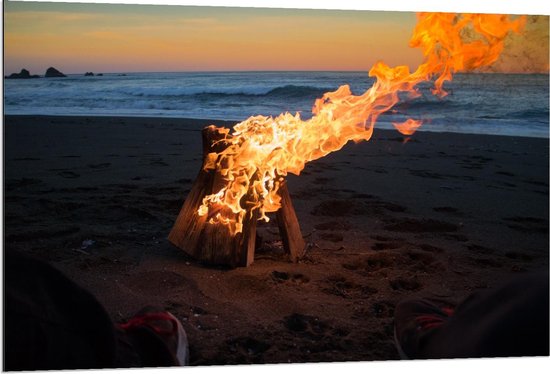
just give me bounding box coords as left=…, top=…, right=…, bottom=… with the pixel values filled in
left=4, top=114, right=549, bottom=364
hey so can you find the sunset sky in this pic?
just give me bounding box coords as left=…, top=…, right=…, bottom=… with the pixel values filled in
left=4, top=1, right=549, bottom=74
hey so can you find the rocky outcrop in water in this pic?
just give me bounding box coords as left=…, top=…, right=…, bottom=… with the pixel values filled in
left=45, top=67, right=66, bottom=78
left=5, top=69, right=40, bottom=79
left=84, top=72, right=94, bottom=76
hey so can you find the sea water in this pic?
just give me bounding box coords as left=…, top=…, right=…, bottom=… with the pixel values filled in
left=3, top=71, right=549, bottom=138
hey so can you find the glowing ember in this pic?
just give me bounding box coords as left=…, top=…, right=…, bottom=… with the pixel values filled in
left=198, top=12, right=526, bottom=235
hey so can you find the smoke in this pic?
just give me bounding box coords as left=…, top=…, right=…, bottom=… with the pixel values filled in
left=483, top=15, right=549, bottom=73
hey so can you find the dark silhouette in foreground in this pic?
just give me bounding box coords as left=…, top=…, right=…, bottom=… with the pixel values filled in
left=4, top=249, right=548, bottom=370
left=4, top=251, right=188, bottom=371
left=394, top=271, right=549, bottom=359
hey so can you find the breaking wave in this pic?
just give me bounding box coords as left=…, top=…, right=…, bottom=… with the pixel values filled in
left=3, top=71, right=548, bottom=137
left=122, top=84, right=330, bottom=100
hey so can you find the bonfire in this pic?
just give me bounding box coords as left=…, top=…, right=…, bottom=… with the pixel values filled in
left=169, top=13, right=526, bottom=267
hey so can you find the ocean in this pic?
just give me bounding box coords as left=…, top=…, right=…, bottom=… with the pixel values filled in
left=3, top=71, right=549, bottom=138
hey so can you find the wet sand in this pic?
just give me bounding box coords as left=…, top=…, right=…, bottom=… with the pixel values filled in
left=4, top=114, right=549, bottom=364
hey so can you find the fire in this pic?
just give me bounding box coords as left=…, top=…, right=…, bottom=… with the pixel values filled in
left=393, top=118, right=423, bottom=136
left=198, top=12, right=526, bottom=235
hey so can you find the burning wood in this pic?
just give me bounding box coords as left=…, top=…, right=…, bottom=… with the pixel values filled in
left=170, top=13, right=525, bottom=267
left=168, top=126, right=305, bottom=267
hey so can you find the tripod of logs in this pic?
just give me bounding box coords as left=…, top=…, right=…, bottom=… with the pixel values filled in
left=168, top=126, right=305, bottom=268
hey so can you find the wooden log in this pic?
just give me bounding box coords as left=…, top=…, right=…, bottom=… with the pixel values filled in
left=169, top=125, right=306, bottom=267
left=168, top=125, right=260, bottom=267
left=197, top=168, right=260, bottom=267
left=167, top=126, right=227, bottom=259
left=276, top=182, right=306, bottom=262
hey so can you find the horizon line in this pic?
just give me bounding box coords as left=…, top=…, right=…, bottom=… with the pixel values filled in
left=5, top=68, right=550, bottom=76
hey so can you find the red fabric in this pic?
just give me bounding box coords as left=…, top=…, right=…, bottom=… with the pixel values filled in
left=119, top=313, right=177, bottom=336
left=415, top=315, right=446, bottom=330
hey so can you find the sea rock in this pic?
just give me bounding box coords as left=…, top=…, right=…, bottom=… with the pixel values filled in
left=97, top=73, right=103, bottom=76
left=5, top=69, right=40, bottom=79
left=84, top=72, right=94, bottom=76
left=45, top=67, right=66, bottom=78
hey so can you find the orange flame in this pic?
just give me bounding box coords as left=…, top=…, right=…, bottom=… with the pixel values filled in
left=198, top=13, right=526, bottom=235
left=393, top=118, right=423, bottom=136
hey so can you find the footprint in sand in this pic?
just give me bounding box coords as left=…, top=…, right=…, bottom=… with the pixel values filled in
left=418, top=243, right=444, bottom=253
left=389, top=277, right=422, bottom=291
left=313, top=177, right=335, bottom=184
left=409, top=169, right=445, bottom=179
left=314, top=221, right=351, bottom=231
left=432, top=206, right=459, bottom=214
left=371, top=241, right=403, bottom=251
left=87, top=162, right=111, bottom=169
left=502, top=216, right=548, bottom=234
left=468, top=256, right=502, bottom=268
left=283, top=313, right=329, bottom=335
left=318, top=232, right=344, bottom=242
left=495, top=170, right=515, bottom=177
left=6, top=178, right=42, bottom=190
left=466, top=244, right=494, bottom=255
left=57, top=171, right=80, bottom=179
left=321, top=275, right=378, bottom=298
left=342, top=252, right=396, bottom=272
left=150, top=158, right=169, bottom=166
left=523, top=179, right=549, bottom=187
left=504, top=251, right=533, bottom=262
left=351, top=193, right=376, bottom=199
left=13, top=157, right=41, bottom=161
left=383, top=218, right=458, bottom=233
left=226, top=337, right=271, bottom=357
left=404, top=250, right=446, bottom=273
left=271, top=271, right=310, bottom=284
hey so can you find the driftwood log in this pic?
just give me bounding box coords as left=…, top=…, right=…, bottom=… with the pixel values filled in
left=168, top=126, right=305, bottom=267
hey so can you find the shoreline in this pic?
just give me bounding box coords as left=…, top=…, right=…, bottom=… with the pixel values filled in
left=4, top=114, right=238, bottom=129
left=4, top=114, right=548, bottom=364
left=4, top=114, right=549, bottom=140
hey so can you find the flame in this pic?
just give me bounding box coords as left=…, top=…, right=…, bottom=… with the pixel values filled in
left=392, top=118, right=423, bottom=136
left=198, top=12, right=526, bottom=235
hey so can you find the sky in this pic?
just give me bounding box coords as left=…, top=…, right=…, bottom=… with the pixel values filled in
left=3, top=1, right=549, bottom=74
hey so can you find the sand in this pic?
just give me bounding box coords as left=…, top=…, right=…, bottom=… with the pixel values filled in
left=4, top=114, right=549, bottom=364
